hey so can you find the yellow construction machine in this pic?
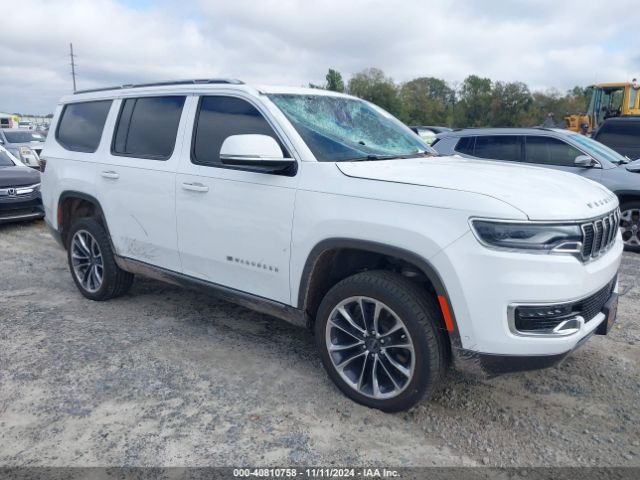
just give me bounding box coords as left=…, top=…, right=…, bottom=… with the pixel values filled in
left=565, top=82, right=640, bottom=133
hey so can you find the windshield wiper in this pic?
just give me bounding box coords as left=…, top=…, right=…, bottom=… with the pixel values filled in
left=348, top=154, right=401, bottom=162
left=347, top=151, right=436, bottom=162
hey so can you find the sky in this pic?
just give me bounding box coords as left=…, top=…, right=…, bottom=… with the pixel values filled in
left=1, top=0, right=638, bottom=114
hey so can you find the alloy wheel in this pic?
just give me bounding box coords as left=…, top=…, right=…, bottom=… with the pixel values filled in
left=325, top=296, right=415, bottom=399
left=70, top=229, right=104, bottom=293
left=620, top=208, right=640, bottom=247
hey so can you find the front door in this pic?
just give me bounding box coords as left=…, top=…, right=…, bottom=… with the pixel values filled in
left=175, top=94, right=298, bottom=305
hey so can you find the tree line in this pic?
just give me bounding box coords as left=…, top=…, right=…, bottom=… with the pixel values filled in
left=311, top=68, right=591, bottom=128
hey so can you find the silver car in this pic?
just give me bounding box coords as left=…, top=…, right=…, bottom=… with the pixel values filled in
left=0, top=128, right=45, bottom=169
left=433, top=127, right=640, bottom=251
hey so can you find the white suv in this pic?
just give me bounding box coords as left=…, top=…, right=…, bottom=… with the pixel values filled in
left=41, top=79, right=622, bottom=412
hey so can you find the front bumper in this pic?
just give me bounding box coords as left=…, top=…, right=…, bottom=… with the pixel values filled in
left=430, top=229, right=623, bottom=359
left=0, top=193, right=44, bottom=224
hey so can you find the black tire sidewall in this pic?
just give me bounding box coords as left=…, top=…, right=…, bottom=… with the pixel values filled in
left=67, top=218, right=119, bottom=300
left=315, top=271, right=442, bottom=412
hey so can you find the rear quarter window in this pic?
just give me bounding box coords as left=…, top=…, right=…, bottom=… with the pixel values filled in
left=454, top=136, right=475, bottom=155
left=56, top=100, right=113, bottom=153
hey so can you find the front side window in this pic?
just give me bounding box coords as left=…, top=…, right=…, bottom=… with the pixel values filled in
left=268, top=94, right=432, bottom=162
left=571, top=131, right=629, bottom=163
left=474, top=135, right=522, bottom=162
left=525, top=136, right=582, bottom=167
left=113, top=96, right=185, bottom=159
left=192, top=96, right=287, bottom=166
left=56, top=101, right=112, bottom=153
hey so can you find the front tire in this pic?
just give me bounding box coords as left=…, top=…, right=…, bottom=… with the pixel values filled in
left=315, top=271, right=448, bottom=412
left=619, top=202, right=640, bottom=252
left=67, top=217, right=134, bottom=300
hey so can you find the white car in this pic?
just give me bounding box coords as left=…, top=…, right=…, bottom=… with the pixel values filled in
left=41, top=79, right=622, bottom=411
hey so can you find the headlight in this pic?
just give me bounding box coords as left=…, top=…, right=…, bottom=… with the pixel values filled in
left=470, top=220, right=583, bottom=253
left=19, top=146, right=34, bottom=157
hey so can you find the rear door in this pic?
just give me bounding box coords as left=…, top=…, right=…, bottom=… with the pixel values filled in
left=96, top=94, right=191, bottom=272
left=524, top=135, right=602, bottom=182
left=175, top=94, right=298, bottom=304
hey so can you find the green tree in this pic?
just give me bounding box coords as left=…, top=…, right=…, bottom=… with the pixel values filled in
left=455, top=75, right=492, bottom=127
left=325, top=69, right=345, bottom=93
left=489, top=81, right=532, bottom=126
left=347, top=68, right=402, bottom=117
left=399, top=77, right=454, bottom=126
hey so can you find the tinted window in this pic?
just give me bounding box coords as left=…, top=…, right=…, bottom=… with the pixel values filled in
left=193, top=96, right=286, bottom=166
left=595, top=121, right=640, bottom=148
left=474, top=136, right=521, bottom=161
left=113, top=96, right=185, bottom=159
left=525, top=136, right=582, bottom=166
left=0, top=150, right=15, bottom=166
left=56, top=101, right=112, bottom=153
left=454, top=136, right=475, bottom=155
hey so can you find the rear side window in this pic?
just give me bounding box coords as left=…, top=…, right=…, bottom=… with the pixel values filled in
left=113, top=96, right=185, bottom=159
left=474, top=136, right=522, bottom=162
left=56, top=100, right=112, bottom=153
left=525, top=136, right=582, bottom=166
left=454, top=136, right=475, bottom=155
left=192, top=96, right=287, bottom=166
left=596, top=121, right=640, bottom=148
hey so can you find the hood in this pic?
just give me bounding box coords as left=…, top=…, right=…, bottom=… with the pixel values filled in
left=0, top=165, right=41, bottom=187
left=337, top=156, right=617, bottom=221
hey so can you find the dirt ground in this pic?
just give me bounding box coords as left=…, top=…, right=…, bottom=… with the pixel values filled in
left=1, top=220, right=639, bottom=467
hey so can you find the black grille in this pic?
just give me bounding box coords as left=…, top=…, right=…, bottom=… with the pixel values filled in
left=576, top=276, right=617, bottom=323
left=514, top=276, right=616, bottom=332
left=581, top=210, right=619, bottom=260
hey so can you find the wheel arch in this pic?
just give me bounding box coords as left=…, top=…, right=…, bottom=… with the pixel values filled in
left=57, top=191, right=112, bottom=248
left=297, top=238, right=462, bottom=347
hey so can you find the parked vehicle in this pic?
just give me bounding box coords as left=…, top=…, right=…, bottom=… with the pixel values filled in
left=41, top=79, right=622, bottom=412
left=592, top=117, right=640, bottom=161
left=0, top=145, right=43, bottom=224
left=433, top=127, right=640, bottom=251
left=18, top=121, right=33, bottom=130
left=0, top=128, right=46, bottom=169
left=409, top=125, right=452, bottom=145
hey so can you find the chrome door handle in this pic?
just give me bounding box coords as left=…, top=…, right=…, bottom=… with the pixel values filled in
left=101, top=170, right=120, bottom=179
left=181, top=182, right=209, bottom=192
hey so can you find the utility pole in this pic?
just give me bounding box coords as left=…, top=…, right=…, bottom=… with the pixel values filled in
left=69, top=43, right=77, bottom=92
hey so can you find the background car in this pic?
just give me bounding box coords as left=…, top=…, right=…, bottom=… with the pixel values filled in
left=433, top=127, right=640, bottom=251
left=409, top=125, right=452, bottom=145
left=592, top=117, right=640, bottom=160
left=0, top=145, right=43, bottom=224
left=0, top=128, right=45, bottom=169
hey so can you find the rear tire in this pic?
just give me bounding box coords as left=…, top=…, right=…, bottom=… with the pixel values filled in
left=67, top=217, right=134, bottom=300
left=315, top=270, right=448, bottom=412
left=619, top=202, right=640, bottom=252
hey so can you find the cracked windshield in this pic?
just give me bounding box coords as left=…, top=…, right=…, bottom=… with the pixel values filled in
left=269, top=94, right=434, bottom=162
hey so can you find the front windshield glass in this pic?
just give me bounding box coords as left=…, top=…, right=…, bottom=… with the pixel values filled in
left=0, top=150, right=16, bottom=166
left=569, top=133, right=629, bottom=164
left=268, top=94, right=435, bottom=162
left=3, top=131, right=45, bottom=143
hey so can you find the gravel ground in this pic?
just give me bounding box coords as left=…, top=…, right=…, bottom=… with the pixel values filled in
left=0, top=220, right=639, bottom=468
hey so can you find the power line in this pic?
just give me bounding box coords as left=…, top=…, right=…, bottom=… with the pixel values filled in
left=69, top=43, right=77, bottom=92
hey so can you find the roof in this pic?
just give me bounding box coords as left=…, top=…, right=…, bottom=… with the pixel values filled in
left=61, top=78, right=352, bottom=104
left=440, top=127, right=571, bottom=136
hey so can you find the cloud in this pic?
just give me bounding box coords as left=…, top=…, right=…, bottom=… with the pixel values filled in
left=0, top=0, right=637, bottom=113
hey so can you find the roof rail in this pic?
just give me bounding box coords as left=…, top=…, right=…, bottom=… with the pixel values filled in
left=74, top=78, right=244, bottom=95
